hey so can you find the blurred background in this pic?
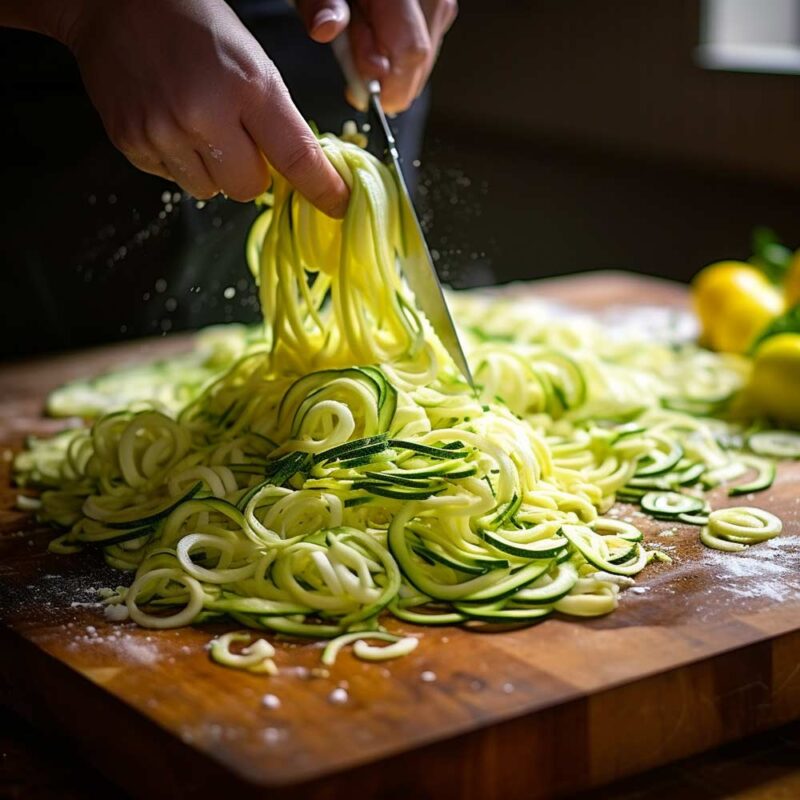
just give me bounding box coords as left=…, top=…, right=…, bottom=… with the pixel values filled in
left=2, top=0, right=800, bottom=357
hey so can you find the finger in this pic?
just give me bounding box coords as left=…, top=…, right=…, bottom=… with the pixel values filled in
left=160, top=149, right=219, bottom=200
left=420, top=0, right=458, bottom=40
left=196, top=125, right=271, bottom=202
left=356, top=0, right=432, bottom=113
left=347, top=3, right=390, bottom=88
left=107, top=117, right=175, bottom=181
left=413, top=0, right=458, bottom=98
left=243, top=76, right=349, bottom=218
left=296, top=0, right=350, bottom=43
left=144, top=114, right=220, bottom=198
left=120, top=148, right=174, bottom=182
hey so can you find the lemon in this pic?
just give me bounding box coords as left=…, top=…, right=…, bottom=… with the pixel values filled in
left=748, top=333, right=800, bottom=427
left=692, top=261, right=784, bottom=353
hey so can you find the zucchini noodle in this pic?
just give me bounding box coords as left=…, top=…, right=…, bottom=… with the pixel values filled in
left=13, top=133, right=787, bottom=670
left=700, top=507, right=782, bottom=552
left=209, top=631, right=278, bottom=674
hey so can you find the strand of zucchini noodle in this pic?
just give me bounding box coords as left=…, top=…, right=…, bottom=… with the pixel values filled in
left=16, top=133, right=771, bottom=664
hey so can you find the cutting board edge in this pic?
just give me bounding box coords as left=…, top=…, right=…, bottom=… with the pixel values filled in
left=3, top=618, right=799, bottom=799
left=0, top=622, right=263, bottom=799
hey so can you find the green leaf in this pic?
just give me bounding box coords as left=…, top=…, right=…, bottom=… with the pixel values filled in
left=750, top=226, right=793, bottom=284
left=750, top=304, right=800, bottom=353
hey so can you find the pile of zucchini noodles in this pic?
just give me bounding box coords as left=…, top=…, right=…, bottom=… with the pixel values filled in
left=14, top=134, right=787, bottom=667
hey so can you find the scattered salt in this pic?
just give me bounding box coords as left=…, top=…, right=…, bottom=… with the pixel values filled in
left=104, top=604, right=129, bottom=622
left=421, top=670, right=437, bottom=683
left=263, top=727, right=284, bottom=745
left=502, top=682, right=515, bottom=694
left=261, top=694, right=281, bottom=710
left=328, top=687, right=348, bottom=705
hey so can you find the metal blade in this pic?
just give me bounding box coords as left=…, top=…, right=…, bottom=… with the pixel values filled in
left=366, top=82, right=475, bottom=389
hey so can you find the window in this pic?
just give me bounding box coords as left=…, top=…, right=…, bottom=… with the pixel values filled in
left=698, top=0, right=800, bottom=74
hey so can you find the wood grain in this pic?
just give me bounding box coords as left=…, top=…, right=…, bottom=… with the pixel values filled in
left=1, top=272, right=799, bottom=800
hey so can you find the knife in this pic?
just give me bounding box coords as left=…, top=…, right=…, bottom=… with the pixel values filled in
left=331, top=38, right=475, bottom=390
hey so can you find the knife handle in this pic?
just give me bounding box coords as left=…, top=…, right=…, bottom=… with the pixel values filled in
left=331, top=34, right=380, bottom=111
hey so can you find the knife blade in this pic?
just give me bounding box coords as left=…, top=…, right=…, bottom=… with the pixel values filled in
left=364, top=80, right=475, bottom=390
left=329, top=35, right=474, bottom=389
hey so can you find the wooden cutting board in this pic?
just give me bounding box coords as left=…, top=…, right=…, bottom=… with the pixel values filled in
left=1, top=272, right=799, bottom=800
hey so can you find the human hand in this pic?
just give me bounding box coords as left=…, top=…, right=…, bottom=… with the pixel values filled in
left=296, top=0, right=458, bottom=113
left=64, top=0, right=350, bottom=214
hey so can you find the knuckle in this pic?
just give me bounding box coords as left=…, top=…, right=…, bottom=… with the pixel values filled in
left=282, top=139, right=320, bottom=180
left=240, top=64, right=284, bottom=123
left=175, top=99, right=213, bottom=137
left=399, top=38, right=431, bottom=66
left=244, top=58, right=281, bottom=103
left=145, top=113, right=184, bottom=151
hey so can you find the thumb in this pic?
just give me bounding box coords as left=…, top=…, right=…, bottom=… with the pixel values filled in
left=296, top=0, right=350, bottom=43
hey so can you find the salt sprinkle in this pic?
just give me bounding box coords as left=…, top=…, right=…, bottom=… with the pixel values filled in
left=328, top=688, right=348, bottom=705
left=502, top=682, right=515, bottom=694
left=261, top=694, right=281, bottom=710
left=263, top=727, right=284, bottom=745
left=420, top=670, right=437, bottom=683
left=104, top=604, right=129, bottom=622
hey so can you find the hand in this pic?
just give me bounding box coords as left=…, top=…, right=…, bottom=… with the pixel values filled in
left=297, top=0, right=458, bottom=114
left=63, top=0, right=350, bottom=214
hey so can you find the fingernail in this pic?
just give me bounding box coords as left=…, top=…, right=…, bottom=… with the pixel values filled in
left=312, top=8, right=344, bottom=31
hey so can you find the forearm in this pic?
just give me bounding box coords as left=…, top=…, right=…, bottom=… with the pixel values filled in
left=0, top=0, right=84, bottom=45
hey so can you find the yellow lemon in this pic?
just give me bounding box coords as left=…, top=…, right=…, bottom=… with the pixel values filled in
left=748, top=333, right=800, bottom=427
left=692, top=261, right=784, bottom=353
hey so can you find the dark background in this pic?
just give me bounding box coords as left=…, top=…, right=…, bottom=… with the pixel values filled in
left=2, top=0, right=800, bottom=358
